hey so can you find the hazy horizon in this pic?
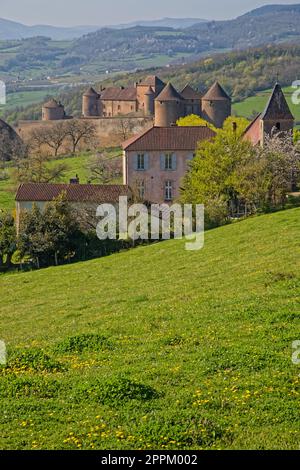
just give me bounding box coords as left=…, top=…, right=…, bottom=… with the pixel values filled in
left=0, top=0, right=299, bottom=27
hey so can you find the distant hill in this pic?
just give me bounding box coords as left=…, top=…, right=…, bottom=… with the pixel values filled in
left=0, top=18, right=100, bottom=40
left=188, top=3, right=300, bottom=49
left=111, top=17, right=207, bottom=29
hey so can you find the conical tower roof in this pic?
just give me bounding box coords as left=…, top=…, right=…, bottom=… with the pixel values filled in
left=261, top=83, right=294, bottom=120
left=202, top=82, right=231, bottom=101
left=155, top=82, right=183, bottom=101
left=83, top=87, right=100, bottom=97
left=43, top=98, right=62, bottom=108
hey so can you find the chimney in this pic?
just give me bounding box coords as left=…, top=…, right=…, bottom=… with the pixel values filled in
left=232, top=121, right=237, bottom=133
left=70, top=175, right=79, bottom=184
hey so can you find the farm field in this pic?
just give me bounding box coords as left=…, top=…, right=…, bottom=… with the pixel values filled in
left=0, top=148, right=122, bottom=211
left=233, top=86, right=300, bottom=124
left=0, top=208, right=299, bottom=449
left=0, top=90, right=56, bottom=114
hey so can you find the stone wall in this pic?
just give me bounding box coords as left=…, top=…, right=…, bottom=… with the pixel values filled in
left=16, top=116, right=154, bottom=149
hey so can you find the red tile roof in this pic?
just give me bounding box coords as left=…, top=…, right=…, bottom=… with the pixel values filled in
left=100, top=87, right=137, bottom=101
left=202, top=82, right=231, bottom=101
left=16, top=183, right=129, bottom=203
left=123, top=126, right=215, bottom=151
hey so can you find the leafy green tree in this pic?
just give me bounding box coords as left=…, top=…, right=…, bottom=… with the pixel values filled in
left=0, top=212, right=16, bottom=268
left=18, top=194, right=82, bottom=268
left=177, top=114, right=216, bottom=132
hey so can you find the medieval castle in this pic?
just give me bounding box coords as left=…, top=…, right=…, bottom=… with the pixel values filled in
left=41, top=75, right=232, bottom=129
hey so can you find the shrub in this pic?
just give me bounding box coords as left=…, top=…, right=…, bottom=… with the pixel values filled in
left=7, top=348, right=65, bottom=373
left=55, top=334, right=112, bottom=354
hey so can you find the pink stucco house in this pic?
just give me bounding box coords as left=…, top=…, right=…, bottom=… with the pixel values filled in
left=122, top=126, right=215, bottom=203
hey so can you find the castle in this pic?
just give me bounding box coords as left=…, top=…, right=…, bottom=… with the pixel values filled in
left=42, top=75, right=232, bottom=129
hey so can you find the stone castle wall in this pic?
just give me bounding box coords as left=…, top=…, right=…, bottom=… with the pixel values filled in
left=16, top=116, right=153, bottom=149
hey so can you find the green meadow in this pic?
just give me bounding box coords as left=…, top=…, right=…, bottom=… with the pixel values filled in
left=233, top=86, right=300, bottom=124
left=0, top=208, right=299, bottom=450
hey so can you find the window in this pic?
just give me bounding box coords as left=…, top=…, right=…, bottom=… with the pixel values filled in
left=276, top=122, right=281, bottom=130
left=165, top=153, right=173, bottom=170
left=165, top=181, right=173, bottom=201
left=137, top=154, right=145, bottom=170
left=137, top=180, right=145, bottom=199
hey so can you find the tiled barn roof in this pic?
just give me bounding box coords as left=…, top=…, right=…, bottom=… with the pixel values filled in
left=16, top=183, right=129, bottom=203
left=123, top=126, right=215, bottom=151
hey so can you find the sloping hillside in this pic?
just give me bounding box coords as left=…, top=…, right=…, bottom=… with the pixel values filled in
left=0, top=209, right=299, bottom=450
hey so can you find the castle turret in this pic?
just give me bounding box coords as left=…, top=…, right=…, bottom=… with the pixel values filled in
left=154, top=83, right=184, bottom=127
left=144, top=86, right=155, bottom=116
left=42, top=99, right=65, bottom=121
left=201, top=82, right=231, bottom=128
left=82, top=87, right=100, bottom=117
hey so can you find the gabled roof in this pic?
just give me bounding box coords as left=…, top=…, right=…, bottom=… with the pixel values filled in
left=83, top=87, right=100, bottom=97
left=261, top=83, right=294, bottom=120
left=180, top=84, right=202, bottom=100
left=123, top=126, right=215, bottom=151
left=16, top=183, right=129, bottom=203
left=202, top=82, right=231, bottom=101
left=139, top=75, right=165, bottom=88
left=100, top=87, right=137, bottom=101
left=155, top=82, right=183, bottom=102
left=43, top=99, right=63, bottom=109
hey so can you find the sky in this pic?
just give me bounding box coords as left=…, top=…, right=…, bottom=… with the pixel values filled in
left=0, top=0, right=298, bottom=26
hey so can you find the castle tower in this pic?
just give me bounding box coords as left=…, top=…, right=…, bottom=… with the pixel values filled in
left=82, top=87, right=100, bottom=117
left=154, top=83, right=184, bottom=127
left=42, top=99, right=65, bottom=121
left=144, top=86, right=155, bottom=116
left=243, top=83, right=294, bottom=147
left=201, top=82, right=231, bottom=128
left=260, top=83, right=294, bottom=145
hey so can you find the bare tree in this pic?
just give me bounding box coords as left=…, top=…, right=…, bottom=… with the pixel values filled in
left=87, top=152, right=122, bottom=184
left=63, top=120, right=97, bottom=154
left=13, top=152, right=68, bottom=184
left=117, top=118, right=135, bottom=141
left=29, top=123, right=69, bottom=157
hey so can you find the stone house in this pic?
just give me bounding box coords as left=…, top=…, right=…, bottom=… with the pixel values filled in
left=122, top=126, right=215, bottom=203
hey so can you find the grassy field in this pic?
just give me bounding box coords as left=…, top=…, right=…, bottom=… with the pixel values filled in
left=233, top=86, right=300, bottom=124
left=0, top=208, right=299, bottom=450
left=0, top=149, right=122, bottom=212
left=0, top=90, right=56, bottom=114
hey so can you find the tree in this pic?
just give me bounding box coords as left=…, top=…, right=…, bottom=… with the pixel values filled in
left=29, top=123, right=69, bottom=157
left=18, top=194, right=82, bottom=268
left=13, top=152, right=68, bottom=184
left=87, top=152, right=122, bottom=184
left=0, top=211, right=16, bottom=268
left=177, top=114, right=217, bottom=132
left=118, top=118, right=135, bottom=141
left=64, top=120, right=97, bottom=154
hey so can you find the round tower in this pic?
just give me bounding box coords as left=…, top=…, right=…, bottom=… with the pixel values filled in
left=82, top=87, right=100, bottom=117
left=42, top=99, right=65, bottom=121
left=201, top=82, right=231, bottom=128
left=154, top=83, right=184, bottom=127
left=144, top=86, right=155, bottom=116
